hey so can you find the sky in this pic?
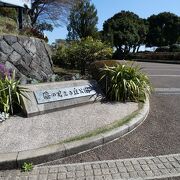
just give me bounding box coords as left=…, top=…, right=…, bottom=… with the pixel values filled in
left=45, top=0, right=180, bottom=44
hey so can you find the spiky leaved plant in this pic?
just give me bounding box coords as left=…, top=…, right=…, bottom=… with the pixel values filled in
left=0, top=68, right=27, bottom=114
left=100, top=62, right=152, bottom=102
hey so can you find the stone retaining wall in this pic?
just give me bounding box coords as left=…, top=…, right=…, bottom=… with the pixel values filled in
left=0, top=35, right=53, bottom=81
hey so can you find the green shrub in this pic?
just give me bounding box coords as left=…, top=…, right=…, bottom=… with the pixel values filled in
left=0, top=7, right=17, bottom=20
left=155, top=46, right=170, bottom=52
left=154, top=45, right=180, bottom=53
left=0, top=67, right=27, bottom=114
left=19, top=27, right=48, bottom=42
left=170, top=44, right=180, bottom=52
left=100, top=62, right=152, bottom=102
left=0, top=16, right=18, bottom=35
left=52, top=43, right=76, bottom=67
left=53, top=37, right=113, bottom=75
left=131, top=52, right=180, bottom=60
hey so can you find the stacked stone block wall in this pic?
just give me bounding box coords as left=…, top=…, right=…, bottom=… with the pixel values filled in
left=0, top=35, right=53, bottom=81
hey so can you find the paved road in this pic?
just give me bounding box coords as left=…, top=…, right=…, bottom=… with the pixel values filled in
left=1, top=62, right=180, bottom=180
left=41, top=62, right=180, bottom=166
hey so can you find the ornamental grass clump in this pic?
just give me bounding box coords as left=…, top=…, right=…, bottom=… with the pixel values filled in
left=100, top=62, right=152, bottom=102
left=0, top=64, right=27, bottom=115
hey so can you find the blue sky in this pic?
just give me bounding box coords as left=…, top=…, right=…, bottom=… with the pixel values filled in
left=46, top=0, right=180, bottom=44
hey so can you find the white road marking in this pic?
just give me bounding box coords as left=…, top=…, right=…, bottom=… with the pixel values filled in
left=157, top=93, right=180, bottom=95
left=144, top=69, right=180, bottom=71
left=149, top=75, right=180, bottom=77
left=155, top=88, right=180, bottom=92
left=155, top=88, right=180, bottom=95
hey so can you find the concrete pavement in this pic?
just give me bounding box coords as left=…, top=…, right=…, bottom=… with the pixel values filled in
left=0, top=102, right=138, bottom=153
left=1, top=153, right=180, bottom=179
left=1, top=61, right=180, bottom=179
left=38, top=62, right=180, bottom=166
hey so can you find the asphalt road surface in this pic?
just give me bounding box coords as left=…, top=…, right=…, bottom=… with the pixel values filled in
left=42, top=62, right=180, bottom=166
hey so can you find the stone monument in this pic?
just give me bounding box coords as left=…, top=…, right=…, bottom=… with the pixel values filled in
left=21, top=80, right=104, bottom=117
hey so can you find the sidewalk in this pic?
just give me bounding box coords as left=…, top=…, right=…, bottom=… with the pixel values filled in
left=0, top=102, right=138, bottom=153
left=0, top=99, right=150, bottom=169
left=1, top=153, right=180, bottom=179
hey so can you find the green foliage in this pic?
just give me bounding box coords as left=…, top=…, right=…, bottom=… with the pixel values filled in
left=53, top=37, right=113, bottom=75
left=53, top=45, right=68, bottom=66
left=147, top=12, right=180, bottom=47
left=100, top=63, right=152, bottom=102
left=131, top=52, right=180, bottom=60
left=89, top=60, right=121, bottom=79
left=0, top=71, right=27, bottom=114
left=170, top=44, right=180, bottom=52
left=155, top=44, right=180, bottom=52
left=155, top=46, right=170, bottom=52
left=0, top=7, right=17, bottom=20
left=19, top=27, right=48, bottom=42
left=0, top=16, right=18, bottom=35
left=35, top=22, right=53, bottom=33
left=89, top=60, right=121, bottom=91
left=21, top=162, right=33, bottom=172
left=67, top=0, right=98, bottom=40
left=103, top=11, right=148, bottom=58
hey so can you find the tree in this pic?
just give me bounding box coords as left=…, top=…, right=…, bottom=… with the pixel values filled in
left=53, top=37, right=113, bottom=75
left=103, top=11, right=148, bottom=58
left=27, top=0, right=76, bottom=31
left=146, top=12, right=180, bottom=47
left=67, top=0, right=98, bottom=40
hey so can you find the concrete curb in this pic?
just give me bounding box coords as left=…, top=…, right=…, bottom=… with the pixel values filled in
left=0, top=98, right=149, bottom=170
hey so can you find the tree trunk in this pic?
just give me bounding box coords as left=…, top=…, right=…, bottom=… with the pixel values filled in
left=137, top=45, right=140, bottom=52
left=133, top=45, right=136, bottom=53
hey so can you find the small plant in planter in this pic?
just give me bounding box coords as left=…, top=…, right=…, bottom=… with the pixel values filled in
left=100, top=62, right=152, bottom=102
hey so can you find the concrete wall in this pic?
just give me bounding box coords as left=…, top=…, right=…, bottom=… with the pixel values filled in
left=0, top=35, right=53, bottom=81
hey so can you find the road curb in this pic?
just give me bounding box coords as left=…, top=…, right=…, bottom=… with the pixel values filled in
left=0, top=98, right=149, bottom=170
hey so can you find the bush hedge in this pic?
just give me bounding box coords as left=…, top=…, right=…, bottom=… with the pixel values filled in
left=131, top=52, right=180, bottom=60
left=52, top=37, right=113, bottom=75
left=170, top=44, right=180, bottom=52
left=155, top=46, right=170, bottom=52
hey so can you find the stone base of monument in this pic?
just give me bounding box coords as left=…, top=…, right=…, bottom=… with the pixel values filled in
left=21, top=80, right=104, bottom=117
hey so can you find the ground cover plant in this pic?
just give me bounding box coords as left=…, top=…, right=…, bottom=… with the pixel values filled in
left=100, top=62, right=152, bottom=102
left=21, top=162, right=33, bottom=172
